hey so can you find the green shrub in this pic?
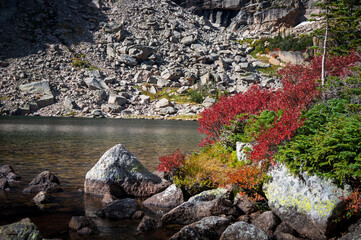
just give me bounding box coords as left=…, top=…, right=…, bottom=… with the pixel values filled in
left=276, top=99, right=361, bottom=185
left=188, top=89, right=204, bottom=104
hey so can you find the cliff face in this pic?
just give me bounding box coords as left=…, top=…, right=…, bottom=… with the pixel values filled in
left=173, top=0, right=319, bottom=37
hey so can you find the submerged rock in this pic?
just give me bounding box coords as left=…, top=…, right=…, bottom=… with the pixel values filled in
left=33, top=191, right=53, bottom=204
left=69, top=216, right=97, bottom=235
left=84, top=144, right=170, bottom=198
left=0, top=165, right=21, bottom=181
left=23, top=171, right=63, bottom=193
left=0, top=218, right=43, bottom=240
left=136, top=216, right=163, bottom=233
left=263, top=164, right=352, bottom=240
left=96, top=198, right=140, bottom=220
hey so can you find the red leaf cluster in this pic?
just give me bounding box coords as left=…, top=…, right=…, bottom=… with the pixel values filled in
left=198, top=52, right=361, bottom=161
left=156, top=149, right=185, bottom=174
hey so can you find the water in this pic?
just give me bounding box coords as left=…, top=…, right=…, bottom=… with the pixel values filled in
left=0, top=116, right=203, bottom=239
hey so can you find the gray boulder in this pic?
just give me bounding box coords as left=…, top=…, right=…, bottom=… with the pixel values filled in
left=170, top=216, right=230, bottom=240
left=128, top=45, right=155, bottom=60
left=23, top=171, right=63, bottom=193
left=161, top=188, right=237, bottom=225
left=220, top=221, right=271, bottom=240
left=143, top=184, right=184, bottom=209
left=263, top=164, right=352, bottom=240
left=136, top=216, right=163, bottom=233
left=19, top=80, right=52, bottom=95
left=118, top=54, right=138, bottom=66
left=84, top=144, right=170, bottom=198
left=69, top=216, right=97, bottom=235
left=64, top=96, right=77, bottom=110
left=0, top=178, right=9, bottom=190
left=96, top=198, right=140, bottom=220
left=0, top=218, right=43, bottom=240
left=155, top=98, right=173, bottom=108
left=108, top=95, right=127, bottom=106
left=0, top=165, right=20, bottom=181
left=339, top=219, right=361, bottom=240
left=33, top=191, right=53, bottom=204
left=84, top=77, right=109, bottom=90
left=35, top=94, right=54, bottom=108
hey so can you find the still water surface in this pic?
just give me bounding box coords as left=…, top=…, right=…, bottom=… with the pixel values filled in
left=0, top=116, right=203, bottom=239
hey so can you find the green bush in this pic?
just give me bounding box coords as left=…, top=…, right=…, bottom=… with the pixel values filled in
left=188, top=89, right=204, bottom=104
left=276, top=99, right=361, bottom=185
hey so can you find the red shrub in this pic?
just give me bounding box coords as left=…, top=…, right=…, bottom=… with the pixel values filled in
left=341, top=188, right=361, bottom=219
left=156, top=150, right=185, bottom=174
left=198, top=52, right=361, bottom=161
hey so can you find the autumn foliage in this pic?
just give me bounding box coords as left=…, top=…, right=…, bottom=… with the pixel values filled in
left=198, top=52, right=361, bottom=162
left=156, top=149, right=185, bottom=175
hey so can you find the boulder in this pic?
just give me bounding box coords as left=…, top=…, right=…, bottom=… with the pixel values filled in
left=23, top=171, right=63, bottom=193
left=108, top=95, right=127, bottom=106
left=84, top=77, right=109, bottom=90
left=102, top=193, right=117, bottom=205
left=33, top=191, right=53, bottom=204
left=117, top=54, right=138, bottom=66
left=136, top=216, right=163, bottom=233
left=252, top=211, right=281, bottom=237
left=0, top=218, right=43, bottom=240
left=0, top=165, right=20, bottom=181
left=19, top=80, right=52, bottom=95
left=155, top=98, right=173, bottom=108
left=35, top=94, right=54, bottom=108
left=263, top=164, right=352, bottom=240
left=274, top=222, right=298, bottom=240
left=64, top=96, right=77, bottom=110
left=234, top=194, right=257, bottom=214
left=169, top=216, right=230, bottom=240
left=96, top=198, right=140, bottom=220
left=161, top=188, right=237, bottom=225
left=69, top=216, right=97, bottom=235
left=143, top=184, right=184, bottom=209
left=339, top=219, right=361, bottom=240
left=128, top=45, right=155, bottom=60
left=220, top=221, right=271, bottom=240
left=0, top=178, right=9, bottom=190
left=84, top=144, right=170, bottom=198
left=274, top=51, right=305, bottom=65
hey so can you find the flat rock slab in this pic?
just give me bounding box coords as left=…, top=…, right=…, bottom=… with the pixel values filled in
left=19, top=80, right=52, bottom=95
left=84, top=144, right=170, bottom=198
left=96, top=198, right=140, bottom=220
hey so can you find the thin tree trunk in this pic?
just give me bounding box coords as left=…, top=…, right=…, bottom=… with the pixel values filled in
left=321, top=8, right=328, bottom=85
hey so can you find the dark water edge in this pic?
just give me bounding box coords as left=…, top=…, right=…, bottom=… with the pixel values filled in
left=0, top=116, right=202, bottom=239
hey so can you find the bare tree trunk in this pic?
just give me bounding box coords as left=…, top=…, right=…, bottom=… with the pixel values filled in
left=321, top=8, right=329, bottom=85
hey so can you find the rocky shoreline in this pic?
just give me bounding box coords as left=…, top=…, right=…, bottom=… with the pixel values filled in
left=0, top=0, right=323, bottom=120
left=1, top=144, right=360, bottom=240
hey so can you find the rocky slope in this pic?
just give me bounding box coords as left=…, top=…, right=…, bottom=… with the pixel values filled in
left=0, top=0, right=315, bottom=119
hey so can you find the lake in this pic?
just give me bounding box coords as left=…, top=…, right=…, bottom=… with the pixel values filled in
left=0, top=116, right=203, bottom=239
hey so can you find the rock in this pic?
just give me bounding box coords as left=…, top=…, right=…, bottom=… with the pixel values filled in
left=0, top=165, right=20, bottom=181
left=96, top=198, right=140, bottom=220
left=108, top=95, right=127, bottom=106
left=161, top=188, right=237, bottom=225
left=263, top=164, right=352, bottom=240
left=273, top=222, right=298, bottom=240
left=339, top=219, right=361, bottom=240
left=102, top=193, right=117, bottom=204
left=155, top=98, right=173, bottom=108
left=143, top=184, right=184, bottom=209
left=202, top=97, right=216, bottom=108
left=252, top=61, right=270, bottom=68
left=23, top=171, right=63, bottom=193
left=220, top=221, right=271, bottom=240
left=236, top=142, right=252, bottom=162
left=84, top=144, right=170, bottom=198
left=33, top=191, right=53, bottom=204
left=252, top=211, right=281, bottom=237
left=128, top=45, right=155, bottom=60
left=19, top=80, right=52, bottom=95
left=69, top=216, right=97, bottom=235
left=274, top=51, right=305, bottom=65
left=0, top=218, right=43, bottom=240
left=64, top=96, right=77, bottom=109
left=181, top=35, right=197, bottom=45
left=0, top=178, right=9, bottom=190
left=234, top=194, right=257, bottom=214
left=132, top=211, right=145, bottom=220
left=136, top=216, right=162, bottom=233
left=117, top=54, right=138, bottom=66
left=169, top=216, right=230, bottom=240
left=101, top=104, right=123, bottom=114
left=84, top=77, right=109, bottom=90
left=35, top=94, right=54, bottom=108
left=104, top=22, right=122, bottom=33
left=159, top=107, right=177, bottom=116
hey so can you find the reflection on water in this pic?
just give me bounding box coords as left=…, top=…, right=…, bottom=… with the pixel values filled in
left=0, top=116, right=203, bottom=190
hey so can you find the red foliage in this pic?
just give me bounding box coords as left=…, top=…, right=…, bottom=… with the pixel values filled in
left=198, top=52, right=361, bottom=161
left=341, top=188, right=361, bottom=218
left=156, top=150, right=185, bottom=174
